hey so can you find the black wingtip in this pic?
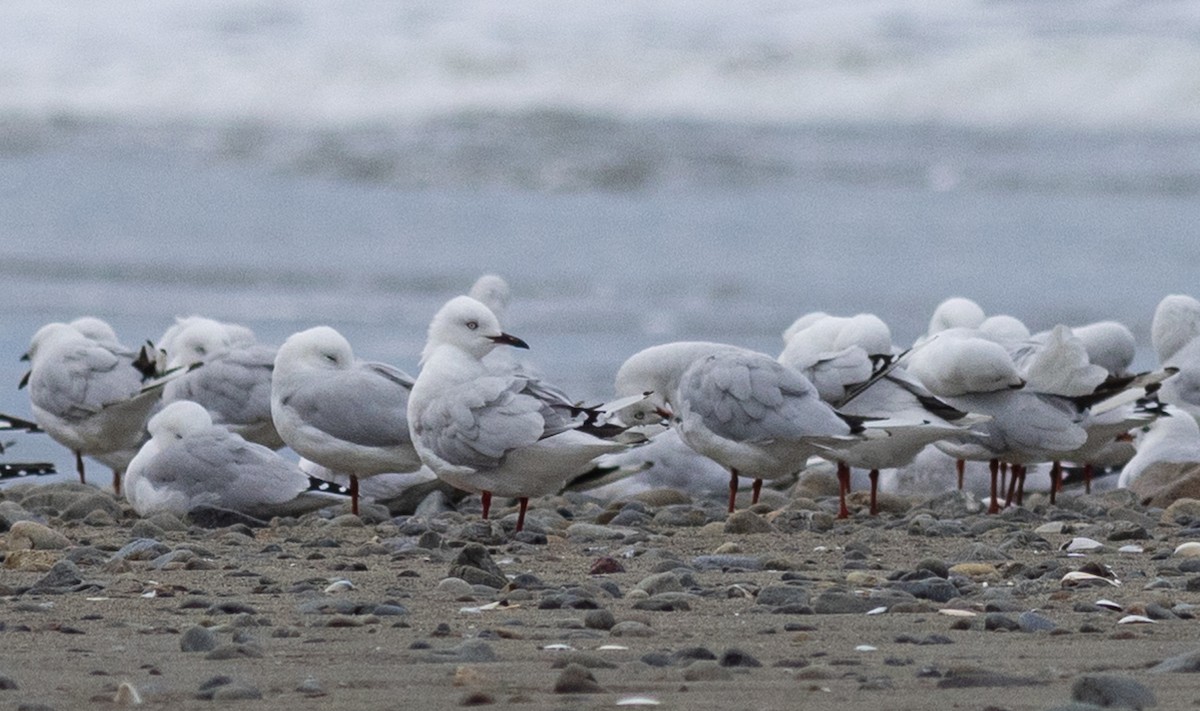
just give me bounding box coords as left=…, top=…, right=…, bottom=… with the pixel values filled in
left=0, top=462, right=57, bottom=479
left=306, top=476, right=353, bottom=496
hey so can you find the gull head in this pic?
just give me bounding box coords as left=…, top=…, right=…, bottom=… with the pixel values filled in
left=467, top=274, right=512, bottom=322
left=23, top=322, right=79, bottom=364
left=148, top=400, right=213, bottom=441
left=69, top=317, right=123, bottom=349
left=422, top=295, right=528, bottom=364
left=276, top=326, right=355, bottom=375
left=167, top=319, right=234, bottom=369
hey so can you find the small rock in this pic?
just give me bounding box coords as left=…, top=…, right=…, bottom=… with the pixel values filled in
left=6, top=521, right=70, bottom=550
left=756, top=584, right=810, bottom=608
left=553, top=663, right=604, bottom=694
left=205, top=644, right=264, bottom=660
left=0, top=674, right=18, bottom=690
left=30, top=560, right=82, bottom=592
left=812, top=591, right=875, bottom=615
left=211, top=683, right=263, bottom=701
left=296, top=677, right=326, bottom=697
left=1017, top=611, right=1056, bottom=633
left=180, top=626, right=218, bottom=653
left=719, top=648, right=762, bottom=668
left=635, top=572, right=683, bottom=597
left=589, top=557, right=624, bottom=575
left=1072, top=675, right=1156, bottom=709
left=984, top=614, right=1020, bottom=632
left=1150, top=648, right=1200, bottom=673
left=724, top=510, right=774, bottom=534
left=682, top=660, right=733, bottom=681
left=583, top=609, right=615, bottom=631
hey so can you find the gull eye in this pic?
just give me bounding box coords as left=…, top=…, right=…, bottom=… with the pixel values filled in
left=633, top=412, right=645, bottom=421
left=466, top=320, right=479, bottom=331
left=324, top=353, right=338, bottom=363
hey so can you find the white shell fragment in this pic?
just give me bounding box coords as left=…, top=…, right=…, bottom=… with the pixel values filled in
left=1117, top=545, right=1144, bottom=554
left=324, top=579, right=355, bottom=593
left=1063, top=537, right=1104, bottom=553
left=1174, top=542, right=1200, bottom=558
left=855, top=645, right=877, bottom=652
left=616, top=697, right=662, bottom=706
left=542, top=644, right=575, bottom=652
left=938, top=608, right=978, bottom=617
left=1117, top=615, right=1155, bottom=624
left=459, top=600, right=517, bottom=614
left=1061, top=571, right=1120, bottom=587
left=866, top=606, right=888, bottom=615
left=1095, top=599, right=1124, bottom=611
left=597, top=645, right=629, bottom=651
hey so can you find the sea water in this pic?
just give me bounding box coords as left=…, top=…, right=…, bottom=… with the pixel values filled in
left=3, top=0, right=1199, bottom=474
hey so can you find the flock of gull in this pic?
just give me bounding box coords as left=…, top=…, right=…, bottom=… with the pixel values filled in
left=7, top=275, right=1200, bottom=533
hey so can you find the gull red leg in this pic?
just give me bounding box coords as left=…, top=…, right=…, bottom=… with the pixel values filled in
left=869, top=469, right=880, bottom=516
left=515, top=497, right=529, bottom=532
left=1014, top=463, right=1027, bottom=506
left=350, top=474, right=360, bottom=516
left=956, top=459, right=965, bottom=490
left=1004, top=463, right=1019, bottom=508
left=481, top=491, right=492, bottom=520
left=727, top=469, right=739, bottom=514
left=836, top=462, right=851, bottom=519
left=988, top=459, right=1000, bottom=514
left=112, top=469, right=122, bottom=497
left=751, top=478, right=763, bottom=505
left=1049, top=461, right=1062, bottom=505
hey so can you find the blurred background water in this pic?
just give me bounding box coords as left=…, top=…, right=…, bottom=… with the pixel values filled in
left=3, top=0, right=1199, bottom=473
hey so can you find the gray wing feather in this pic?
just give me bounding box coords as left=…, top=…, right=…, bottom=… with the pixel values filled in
left=33, top=342, right=142, bottom=419
left=284, top=365, right=412, bottom=448
left=684, top=352, right=844, bottom=442
left=149, top=430, right=301, bottom=509
left=166, top=346, right=275, bottom=426
left=417, top=375, right=545, bottom=469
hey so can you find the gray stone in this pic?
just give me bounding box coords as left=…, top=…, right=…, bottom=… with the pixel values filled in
left=0, top=674, right=18, bottom=690
left=724, top=510, right=774, bottom=534
left=893, top=579, right=960, bottom=603
left=635, top=572, right=683, bottom=596
left=549, top=652, right=618, bottom=670
left=583, top=609, right=615, bottom=630
left=1150, top=648, right=1200, bottom=673
left=210, top=683, right=263, bottom=701
left=180, top=626, right=218, bottom=653
left=653, top=506, right=709, bottom=527
left=1072, top=675, right=1156, bottom=709
left=0, top=501, right=38, bottom=530
left=205, top=644, right=264, bottom=660
left=448, top=543, right=507, bottom=589
left=812, top=591, right=875, bottom=615
left=682, top=660, right=733, bottom=681
left=719, top=648, right=762, bottom=667
left=984, top=614, right=1020, bottom=632
left=30, top=560, right=82, bottom=593
left=756, top=584, right=810, bottom=608
left=690, top=555, right=764, bottom=571
left=565, top=523, right=629, bottom=541
left=111, top=538, right=170, bottom=561
left=1017, top=611, right=1057, bottom=633
left=553, top=663, right=604, bottom=693
left=61, top=493, right=122, bottom=522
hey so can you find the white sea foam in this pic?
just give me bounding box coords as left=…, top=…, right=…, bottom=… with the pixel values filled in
left=2, top=0, right=1199, bottom=131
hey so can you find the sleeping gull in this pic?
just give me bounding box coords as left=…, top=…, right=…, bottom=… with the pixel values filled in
left=1152, top=294, right=1200, bottom=420
left=125, top=401, right=346, bottom=518
left=408, top=295, right=636, bottom=532
left=19, top=319, right=167, bottom=494
left=271, top=326, right=424, bottom=515
left=159, top=317, right=282, bottom=448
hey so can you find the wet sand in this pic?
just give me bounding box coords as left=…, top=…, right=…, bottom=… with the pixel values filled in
left=2, top=480, right=1197, bottom=710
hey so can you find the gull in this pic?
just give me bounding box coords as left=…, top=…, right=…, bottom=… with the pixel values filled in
left=1117, top=406, right=1200, bottom=492
left=271, top=326, right=424, bottom=515
left=781, top=313, right=986, bottom=515
left=159, top=317, right=283, bottom=448
left=19, top=319, right=166, bottom=494
left=926, top=297, right=986, bottom=338
left=1152, top=294, right=1200, bottom=420
left=408, top=295, right=634, bottom=532
left=125, top=401, right=346, bottom=518
left=615, top=340, right=896, bottom=515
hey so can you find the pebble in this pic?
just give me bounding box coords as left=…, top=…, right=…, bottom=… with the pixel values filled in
left=180, top=626, right=218, bottom=653
left=111, top=539, right=170, bottom=562
left=1017, top=611, right=1057, bottom=632
left=723, top=510, right=774, bottom=534
left=204, top=643, right=264, bottom=660
left=681, top=661, right=733, bottom=681
left=565, top=523, right=629, bottom=541
left=436, top=577, right=476, bottom=599
left=0, top=674, right=18, bottom=689
left=6, top=521, right=70, bottom=550
left=583, top=609, right=616, bottom=630
left=756, top=584, right=811, bottom=608
left=812, top=591, right=876, bottom=615
left=448, top=544, right=508, bottom=589
left=690, top=555, right=764, bottom=572
left=1150, top=648, right=1200, bottom=673
left=30, top=560, right=82, bottom=593
left=719, top=648, right=762, bottom=667
left=1071, top=675, right=1156, bottom=709
left=553, top=663, right=605, bottom=693
left=296, top=677, right=326, bottom=697
left=635, top=572, right=683, bottom=596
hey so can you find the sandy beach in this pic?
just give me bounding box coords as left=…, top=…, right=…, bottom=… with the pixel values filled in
left=1, top=477, right=1196, bottom=711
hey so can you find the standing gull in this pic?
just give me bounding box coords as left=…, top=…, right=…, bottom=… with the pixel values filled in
left=19, top=320, right=165, bottom=494
left=408, top=296, right=633, bottom=532
left=271, top=326, right=424, bottom=515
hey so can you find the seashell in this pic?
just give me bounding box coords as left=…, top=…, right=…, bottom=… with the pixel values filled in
left=854, top=645, right=877, bottom=652
left=1117, top=545, right=1144, bottom=554
left=616, top=697, right=662, bottom=706
left=1117, top=615, right=1155, bottom=624
left=1095, top=599, right=1123, bottom=611
left=1174, top=542, right=1200, bottom=558
left=1063, top=537, right=1104, bottom=553
left=866, top=606, right=888, bottom=615
left=324, top=579, right=355, bottom=594
left=597, top=645, right=629, bottom=651
left=542, top=644, right=575, bottom=651
left=458, top=600, right=516, bottom=614
left=1061, top=571, right=1119, bottom=587
left=938, top=608, right=977, bottom=617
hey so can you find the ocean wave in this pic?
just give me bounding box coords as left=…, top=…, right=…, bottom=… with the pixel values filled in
left=1, top=0, right=1199, bottom=131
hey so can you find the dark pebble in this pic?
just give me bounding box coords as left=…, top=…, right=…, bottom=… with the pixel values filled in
left=984, top=614, right=1020, bottom=632
left=180, top=626, right=218, bottom=653
left=1072, top=675, right=1156, bottom=709
left=719, top=648, right=762, bottom=668
left=553, top=664, right=604, bottom=694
